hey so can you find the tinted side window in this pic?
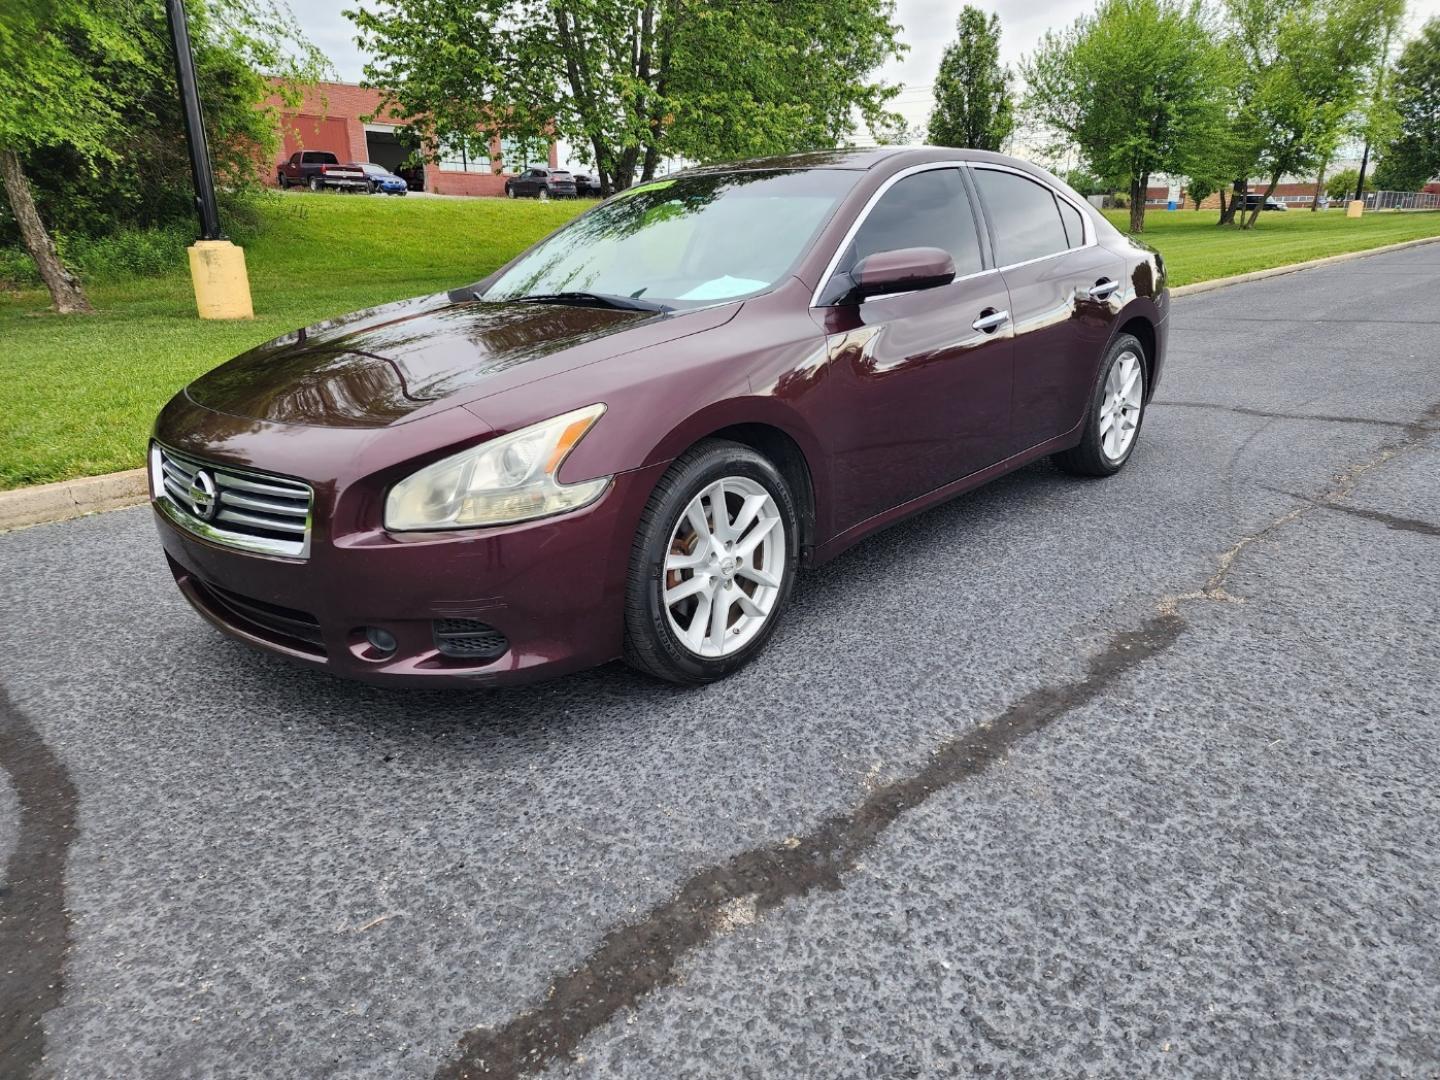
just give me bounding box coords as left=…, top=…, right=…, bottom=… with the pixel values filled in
left=844, top=168, right=983, bottom=278
left=1057, top=198, right=1086, bottom=248
left=973, top=169, right=1069, bottom=265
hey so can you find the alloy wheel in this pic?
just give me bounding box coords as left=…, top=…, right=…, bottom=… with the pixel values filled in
left=662, top=476, right=786, bottom=658
left=1099, top=349, right=1144, bottom=461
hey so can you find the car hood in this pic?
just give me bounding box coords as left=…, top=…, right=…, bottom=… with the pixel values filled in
left=184, top=292, right=735, bottom=429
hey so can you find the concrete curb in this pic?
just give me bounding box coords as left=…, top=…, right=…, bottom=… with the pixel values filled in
left=1170, top=232, right=1440, bottom=297
left=3, top=232, right=1438, bottom=534
left=0, top=468, right=147, bottom=533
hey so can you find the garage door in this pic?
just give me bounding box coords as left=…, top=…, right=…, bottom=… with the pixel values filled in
left=282, top=115, right=351, bottom=162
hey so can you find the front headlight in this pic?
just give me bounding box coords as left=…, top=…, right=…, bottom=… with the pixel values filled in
left=385, top=404, right=610, bottom=530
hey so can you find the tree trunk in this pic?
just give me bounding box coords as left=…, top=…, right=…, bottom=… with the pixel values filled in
left=1128, top=175, right=1147, bottom=233
left=0, top=148, right=92, bottom=314
left=1242, top=174, right=1280, bottom=230
left=1218, top=178, right=1245, bottom=226
left=640, top=143, right=660, bottom=184
left=1311, top=156, right=1328, bottom=211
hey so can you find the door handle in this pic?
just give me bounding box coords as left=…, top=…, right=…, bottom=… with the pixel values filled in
left=972, top=308, right=1010, bottom=333
left=1086, top=279, right=1121, bottom=300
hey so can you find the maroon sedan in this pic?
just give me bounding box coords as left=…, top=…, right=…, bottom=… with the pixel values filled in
left=152, top=147, right=1167, bottom=687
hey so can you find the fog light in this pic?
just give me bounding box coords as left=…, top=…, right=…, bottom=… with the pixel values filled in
left=365, top=626, right=397, bottom=656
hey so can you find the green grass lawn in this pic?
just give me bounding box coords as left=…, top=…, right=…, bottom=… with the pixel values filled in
left=2, top=193, right=1438, bottom=491
left=1106, top=206, right=1440, bottom=285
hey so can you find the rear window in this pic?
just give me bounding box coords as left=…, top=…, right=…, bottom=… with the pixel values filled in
left=302, top=152, right=339, bottom=165
left=1057, top=198, right=1086, bottom=248
left=972, top=168, right=1070, bottom=265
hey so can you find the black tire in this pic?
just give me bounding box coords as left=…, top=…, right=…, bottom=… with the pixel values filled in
left=506, top=185, right=515, bottom=199
left=623, top=440, right=799, bottom=685
left=278, top=174, right=288, bottom=189
left=308, top=176, right=321, bottom=193
left=1051, top=332, right=1148, bottom=477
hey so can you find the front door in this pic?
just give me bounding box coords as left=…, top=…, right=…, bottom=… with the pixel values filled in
left=969, top=166, right=1125, bottom=455
left=815, top=166, right=1014, bottom=534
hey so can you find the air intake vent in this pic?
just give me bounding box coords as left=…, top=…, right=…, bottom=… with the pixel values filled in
left=432, top=619, right=508, bottom=661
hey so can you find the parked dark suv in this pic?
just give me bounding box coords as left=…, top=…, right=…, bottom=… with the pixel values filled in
left=1238, top=192, right=1288, bottom=212
left=504, top=167, right=578, bottom=201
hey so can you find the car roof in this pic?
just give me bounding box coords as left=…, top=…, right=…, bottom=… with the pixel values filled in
left=669, top=145, right=1052, bottom=177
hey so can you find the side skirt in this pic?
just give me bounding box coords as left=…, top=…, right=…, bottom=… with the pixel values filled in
left=809, top=423, right=1083, bottom=567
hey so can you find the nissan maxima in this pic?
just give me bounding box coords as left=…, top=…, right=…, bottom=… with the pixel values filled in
left=151, top=147, right=1168, bottom=687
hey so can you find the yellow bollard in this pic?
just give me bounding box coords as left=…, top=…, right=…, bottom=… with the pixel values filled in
left=186, top=239, right=254, bottom=319
left=1345, top=199, right=1364, bottom=219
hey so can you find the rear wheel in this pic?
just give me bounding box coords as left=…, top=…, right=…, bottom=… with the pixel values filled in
left=538, top=187, right=550, bottom=202
left=1051, top=333, right=1147, bottom=477
left=624, top=441, right=798, bottom=685
left=308, top=176, right=321, bottom=193
left=506, top=184, right=515, bottom=199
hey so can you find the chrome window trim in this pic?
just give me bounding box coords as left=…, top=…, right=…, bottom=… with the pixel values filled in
left=810, top=158, right=1097, bottom=308
left=150, top=442, right=313, bottom=560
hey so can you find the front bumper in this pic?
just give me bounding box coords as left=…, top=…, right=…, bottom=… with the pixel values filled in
left=156, top=462, right=667, bottom=688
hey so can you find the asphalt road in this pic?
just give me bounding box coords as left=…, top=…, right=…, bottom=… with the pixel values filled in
left=3, top=245, right=1439, bottom=1080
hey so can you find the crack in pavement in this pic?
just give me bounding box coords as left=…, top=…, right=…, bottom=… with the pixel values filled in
left=434, top=395, right=1440, bottom=1080
left=1152, top=400, right=1431, bottom=430
left=435, top=614, right=1186, bottom=1080
left=0, top=686, right=78, bottom=1079
left=1316, top=502, right=1440, bottom=538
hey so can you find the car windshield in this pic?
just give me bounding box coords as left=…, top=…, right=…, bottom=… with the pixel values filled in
left=483, top=169, right=857, bottom=308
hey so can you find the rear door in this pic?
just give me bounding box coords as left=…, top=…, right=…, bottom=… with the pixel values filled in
left=969, top=165, right=1124, bottom=456
left=814, top=165, right=1014, bottom=532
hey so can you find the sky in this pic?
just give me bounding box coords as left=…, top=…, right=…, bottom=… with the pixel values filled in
left=291, top=0, right=1440, bottom=135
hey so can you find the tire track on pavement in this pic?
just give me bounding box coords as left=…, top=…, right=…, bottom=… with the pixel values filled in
left=0, top=686, right=78, bottom=1079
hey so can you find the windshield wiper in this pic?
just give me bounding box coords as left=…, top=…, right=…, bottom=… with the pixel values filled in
left=494, top=290, right=671, bottom=312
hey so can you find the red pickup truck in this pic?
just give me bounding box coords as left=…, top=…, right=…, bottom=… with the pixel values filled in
left=277, top=151, right=368, bottom=193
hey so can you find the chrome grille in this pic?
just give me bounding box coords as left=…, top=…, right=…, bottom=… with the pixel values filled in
left=151, top=443, right=313, bottom=558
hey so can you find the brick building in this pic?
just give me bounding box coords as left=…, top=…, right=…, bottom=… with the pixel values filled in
left=264, top=81, right=557, bottom=197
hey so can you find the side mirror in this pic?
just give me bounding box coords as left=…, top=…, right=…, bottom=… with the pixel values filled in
left=849, top=246, right=956, bottom=301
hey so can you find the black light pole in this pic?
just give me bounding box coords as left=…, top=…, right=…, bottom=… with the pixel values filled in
left=165, top=0, right=223, bottom=240
left=1354, top=141, right=1371, bottom=204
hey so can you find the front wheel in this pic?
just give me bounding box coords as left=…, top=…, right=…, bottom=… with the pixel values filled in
left=1052, top=333, right=1147, bottom=477
left=624, top=441, right=798, bottom=685
left=505, top=185, right=515, bottom=199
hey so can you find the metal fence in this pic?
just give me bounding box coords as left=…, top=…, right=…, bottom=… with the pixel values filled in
left=1364, top=190, right=1440, bottom=211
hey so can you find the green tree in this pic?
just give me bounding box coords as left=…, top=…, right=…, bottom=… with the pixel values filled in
left=0, top=0, right=325, bottom=312
left=1022, top=0, right=1233, bottom=233
left=348, top=0, right=906, bottom=196
left=1062, top=168, right=1107, bottom=195
left=1224, top=0, right=1403, bottom=228
left=1375, top=18, right=1440, bottom=190
left=0, top=0, right=129, bottom=311
left=1186, top=175, right=1216, bottom=209
left=926, top=7, right=1013, bottom=151
left=1326, top=166, right=1371, bottom=200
